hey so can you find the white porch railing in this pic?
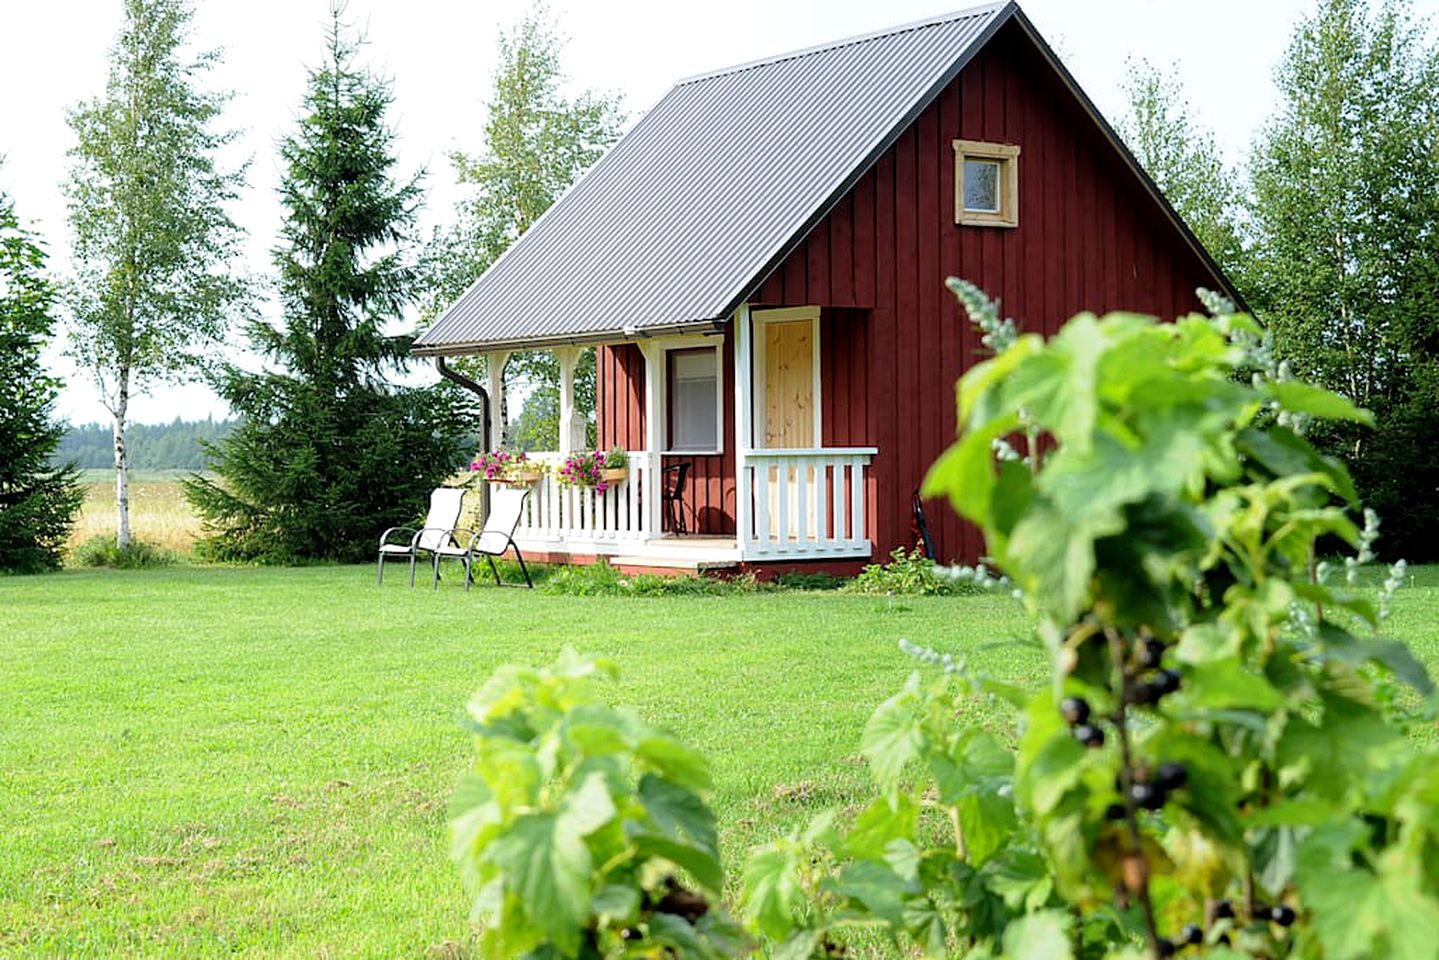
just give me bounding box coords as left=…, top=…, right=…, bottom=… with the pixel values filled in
left=742, top=448, right=876, bottom=559
left=513, top=451, right=657, bottom=544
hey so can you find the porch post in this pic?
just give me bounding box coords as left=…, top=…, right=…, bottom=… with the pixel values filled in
left=734, top=304, right=753, bottom=556
left=639, top=341, right=665, bottom=538
left=554, top=346, right=585, bottom=455
left=485, top=351, right=510, bottom=450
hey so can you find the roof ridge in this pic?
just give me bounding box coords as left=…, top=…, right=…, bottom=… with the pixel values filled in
left=674, top=1, right=1012, bottom=86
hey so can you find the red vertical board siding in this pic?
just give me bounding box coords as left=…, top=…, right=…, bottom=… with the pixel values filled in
left=741, top=20, right=1223, bottom=564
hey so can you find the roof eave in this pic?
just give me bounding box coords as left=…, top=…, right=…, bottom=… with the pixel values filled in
left=410, top=318, right=728, bottom=358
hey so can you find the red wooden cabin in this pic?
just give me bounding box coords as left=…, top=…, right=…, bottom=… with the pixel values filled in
left=413, top=1, right=1236, bottom=576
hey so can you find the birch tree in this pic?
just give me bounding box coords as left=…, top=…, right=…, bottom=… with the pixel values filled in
left=64, top=0, right=248, bottom=549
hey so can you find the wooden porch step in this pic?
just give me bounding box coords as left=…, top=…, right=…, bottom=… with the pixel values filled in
left=609, top=554, right=739, bottom=573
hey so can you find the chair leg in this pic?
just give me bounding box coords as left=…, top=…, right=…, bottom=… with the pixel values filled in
left=487, top=555, right=501, bottom=586
left=432, top=553, right=443, bottom=590
left=463, top=556, right=473, bottom=592
left=408, top=554, right=417, bottom=588
left=512, top=544, right=533, bottom=588
left=377, top=553, right=384, bottom=585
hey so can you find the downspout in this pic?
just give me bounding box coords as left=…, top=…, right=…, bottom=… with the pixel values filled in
left=435, top=356, right=491, bottom=519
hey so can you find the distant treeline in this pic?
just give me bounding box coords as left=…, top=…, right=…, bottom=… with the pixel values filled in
left=56, top=418, right=237, bottom=470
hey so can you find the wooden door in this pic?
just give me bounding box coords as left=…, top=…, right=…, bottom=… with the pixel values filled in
left=762, top=319, right=814, bottom=449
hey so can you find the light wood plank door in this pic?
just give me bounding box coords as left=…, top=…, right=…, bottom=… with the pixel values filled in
left=762, top=319, right=815, bottom=449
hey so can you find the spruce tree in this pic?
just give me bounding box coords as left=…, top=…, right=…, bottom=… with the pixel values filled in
left=0, top=183, right=84, bottom=572
left=186, top=11, right=466, bottom=564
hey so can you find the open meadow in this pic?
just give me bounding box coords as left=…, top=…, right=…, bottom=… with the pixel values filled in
left=68, top=470, right=205, bottom=556
left=5, top=564, right=1438, bottom=956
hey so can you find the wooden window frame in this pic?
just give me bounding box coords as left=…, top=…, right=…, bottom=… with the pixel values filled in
left=664, top=344, right=723, bottom=456
left=953, top=139, right=1020, bottom=228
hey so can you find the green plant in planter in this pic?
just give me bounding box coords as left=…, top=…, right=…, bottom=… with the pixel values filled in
left=449, top=649, right=746, bottom=960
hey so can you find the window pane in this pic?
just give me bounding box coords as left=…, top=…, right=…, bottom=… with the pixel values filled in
left=669, top=349, right=718, bottom=451
left=963, top=159, right=1000, bottom=212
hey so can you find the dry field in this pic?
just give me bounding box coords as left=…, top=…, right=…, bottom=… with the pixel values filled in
left=68, top=470, right=204, bottom=555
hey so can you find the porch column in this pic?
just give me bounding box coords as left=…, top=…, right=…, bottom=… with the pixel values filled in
left=554, top=346, right=585, bottom=455
left=639, top=341, right=665, bottom=538
left=485, top=351, right=510, bottom=450
left=734, top=304, right=753, bottom=554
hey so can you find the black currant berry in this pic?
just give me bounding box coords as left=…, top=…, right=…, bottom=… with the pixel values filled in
left=1213, top=899, right=1235, bottom=920
left=1152, top=668, right=1182, bottom=696
left=1156, top=761, right=1189, bottom=791
left=1129, top=681, right=1160, bottom=706
left=1270, top=905, right=1296, bottom=927
left=1104, top=802, right=1127, bottom=821
left=1060, top=696, right=1091, bottom=726
left=1181, top=923, right=1203, bottom=946
left=1157, top=936, right=1176, bottom=957
left=1074, top=723, right=1105, bottom=748
left=1139, top=636, right=1166, bottom=669
left=1131, top=782, right=1165, bottom=810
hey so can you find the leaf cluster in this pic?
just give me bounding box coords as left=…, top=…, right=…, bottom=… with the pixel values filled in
left=449, top=649, right=746, bottom=960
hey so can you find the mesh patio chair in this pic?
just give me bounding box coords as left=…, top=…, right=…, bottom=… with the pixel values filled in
left=376, top=487, right=469, bottom=588
left=439, top=485, right=533, bottom=589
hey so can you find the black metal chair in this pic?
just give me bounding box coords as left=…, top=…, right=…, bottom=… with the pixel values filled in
left=662, top=462, right=690, bottom=534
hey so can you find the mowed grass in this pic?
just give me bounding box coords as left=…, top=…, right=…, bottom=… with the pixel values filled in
left=6, top=564, right=1439, bottom=957
left=68, top=470, right=204, bottom=555
left=2, top=566, right=1038, bottom=957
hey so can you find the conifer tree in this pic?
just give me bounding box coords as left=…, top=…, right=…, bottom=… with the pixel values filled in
left=0, top=183, right=84, bottom=572
left=186, top=9, right=466, bottom=563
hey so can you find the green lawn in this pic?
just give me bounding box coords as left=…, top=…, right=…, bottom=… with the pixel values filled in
left=2, top=566, right=1037, bottom=957
left=5, top=564, right=1438, bottom=957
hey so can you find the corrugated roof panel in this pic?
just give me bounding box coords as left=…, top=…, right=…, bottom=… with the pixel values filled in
left=414, top=2, right=1012, bottom=355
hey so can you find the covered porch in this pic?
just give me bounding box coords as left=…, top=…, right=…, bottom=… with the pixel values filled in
left=464, top=304, right=876, bottom=570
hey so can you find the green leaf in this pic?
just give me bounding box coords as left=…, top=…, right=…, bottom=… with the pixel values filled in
left=837, top=860, right=911, bottom=928
left=591, top=884, right=640, bottom=923
left=1174, top=659, right=1284, bottom=712
left=639, top=774, right=719, bottom=857
left=560, top=772, right=616, bottom=837
left=486, top=813, right=591, bottom=956
left=1265, top=381, right=1374, bottom=426
left=921, top=414, right=1021, bottom=527
left=1007, top=501, right=1095, bottom=623
left=648, top=912, right=719, bottom=960
left=636, top=735, right=713, bottom=792
left=1236, top=425, right=1359, bottom=504
left=634, top=835, right=724, bottom=897
left=741, top=844, right=802, bottom=940
left=861, top=674, right=924, bottom=791
left=841, top=796, right=920, bottom=860
left=1001, top=909, right=1073, bottom=960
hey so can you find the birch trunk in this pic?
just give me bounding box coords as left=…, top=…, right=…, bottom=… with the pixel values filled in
left=112, top=369, right=131, bottom=550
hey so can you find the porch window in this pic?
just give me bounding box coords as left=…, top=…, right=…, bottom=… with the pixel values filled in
left=667, top=347, right=720, bottom=453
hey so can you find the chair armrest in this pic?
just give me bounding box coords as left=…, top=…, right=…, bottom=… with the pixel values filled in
left=378, top=526, right=418, bottom=548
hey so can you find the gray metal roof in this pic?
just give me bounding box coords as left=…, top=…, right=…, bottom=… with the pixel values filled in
left=413, top=2, right=1013, bottom=355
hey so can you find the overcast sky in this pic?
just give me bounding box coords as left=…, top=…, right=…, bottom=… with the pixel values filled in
left=3, top=0, right=1435, bottom=425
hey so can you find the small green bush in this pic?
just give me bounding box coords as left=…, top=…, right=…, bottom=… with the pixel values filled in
left=69, top=536, right=180, bottom=569
left=844, top=547, right=973, bottom=596
left=773, top=571, right=845, bottom=591
left=539, top=560, right=766, bottom=597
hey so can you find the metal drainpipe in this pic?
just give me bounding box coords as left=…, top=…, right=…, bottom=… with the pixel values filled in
left=435, top=356, right=491, bottom=521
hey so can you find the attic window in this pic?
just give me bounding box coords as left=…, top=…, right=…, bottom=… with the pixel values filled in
left=953, top=140, right=1020, bottom=228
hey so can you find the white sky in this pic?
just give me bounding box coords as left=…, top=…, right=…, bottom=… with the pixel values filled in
left=2, top=0, right=1434, bottom=425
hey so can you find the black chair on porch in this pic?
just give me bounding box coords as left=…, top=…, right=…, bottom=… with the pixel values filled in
left=662, top=462, right=690, bottom=535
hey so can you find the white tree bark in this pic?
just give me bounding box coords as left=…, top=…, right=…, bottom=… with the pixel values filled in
left=112, top=367, right=131, bottom=550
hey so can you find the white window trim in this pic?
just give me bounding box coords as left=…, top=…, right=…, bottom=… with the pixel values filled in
left=751, top=306, right=822, bottom=451
left=953, top=139, right=1020, bottom=228
left=655, top=336, right=724, bottom=456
